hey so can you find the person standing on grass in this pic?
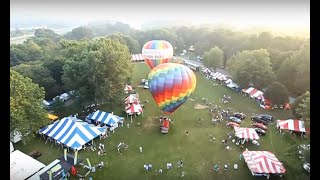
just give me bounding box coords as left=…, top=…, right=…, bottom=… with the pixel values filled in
left=181, top=171, right=185, bottom=178
left=139, top=146, right=143, bottom=153
left=127, top=123, right=130, bottom=128
left=178, top=160, right=183, bottom=168
left=185, top=130, right=189, bottom=136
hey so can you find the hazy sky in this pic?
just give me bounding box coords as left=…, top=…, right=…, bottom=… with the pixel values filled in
left=10, top=0, right=310, bottom=29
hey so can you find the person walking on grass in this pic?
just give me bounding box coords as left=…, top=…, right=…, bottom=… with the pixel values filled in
left=185, top=130, right=189, bottom=136
left=181, top=171, right=185, bottom=178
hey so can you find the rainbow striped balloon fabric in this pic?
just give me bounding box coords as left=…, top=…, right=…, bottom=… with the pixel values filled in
left=148, top=63, right=197, bottom=114
left=142, top=40, right=173, bottom=69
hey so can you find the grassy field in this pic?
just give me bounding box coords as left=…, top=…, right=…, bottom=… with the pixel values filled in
left=14, top=63, right=310, bottom=180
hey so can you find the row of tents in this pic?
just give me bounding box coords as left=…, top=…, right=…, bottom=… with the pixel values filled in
left=201, top=67, right=291, bottom=110
left=233, top=119, right=308, bottom=143
left=124, top=93, right=143, bottom=119
left=231, top=126, right=286, bottom=178
left=39, top=110, right=125, bottom=151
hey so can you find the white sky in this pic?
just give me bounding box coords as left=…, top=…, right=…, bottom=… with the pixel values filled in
left=10, top=0, right=310, bottom=30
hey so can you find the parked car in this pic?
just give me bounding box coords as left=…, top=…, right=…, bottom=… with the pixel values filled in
left=226, top=122, right=240, bottom=128
left=252, top=123, right=268, bottom=131
left=254, top=128, right=266, bottom=136
left=161, top=119, right=170, bottom=134
left=229, top=116, right=242, bottom=124
left=233, top=112, right=246, bottom=120
left=251, top=114, right=273, bottom=123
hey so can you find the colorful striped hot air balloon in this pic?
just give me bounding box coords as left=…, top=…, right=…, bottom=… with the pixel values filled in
left=142, top=40, right=174, bottom=69
left=148, top=63, right=196, bottom=114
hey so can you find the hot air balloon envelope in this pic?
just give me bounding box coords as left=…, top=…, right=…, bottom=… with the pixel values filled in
left=148, top=63, right=196, bottom=114
left=142, top=40, right=174, bottom=69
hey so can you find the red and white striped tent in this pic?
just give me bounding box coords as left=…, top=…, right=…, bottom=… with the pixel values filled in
left=124, top=94, right=140, bottom=105
left=276, top=119, right=306, bottom=133
left=124, top=85, right=133, bottom=94
left=243, top=87, right=264, bottom=100
left=243, top=149, right=286, bottom=177
left=125, top=103, right=143, bottom=114
left=234, top=127, right=260, bottom=140
left=211, top=72, right=228, bottom=81
left=131, top=54, right=144, bottom=62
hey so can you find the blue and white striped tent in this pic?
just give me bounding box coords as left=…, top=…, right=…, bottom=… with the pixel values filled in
left=87, top=110, right=123, bottom=126
left=39, top=117, right=105, bottom=150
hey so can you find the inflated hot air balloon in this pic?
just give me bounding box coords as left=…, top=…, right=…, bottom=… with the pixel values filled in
left=148, top=63, right=196, bottom=114
left=142, top=40, right=173, bottom=69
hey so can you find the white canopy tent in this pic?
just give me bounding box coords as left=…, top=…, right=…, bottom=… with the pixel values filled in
left=10, top=150, right=46, bottom=180
left=10, top=142, right=14, bottom=153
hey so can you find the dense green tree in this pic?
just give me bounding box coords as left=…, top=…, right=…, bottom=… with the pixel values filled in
left=227, top=49, right=275, bottom=89
left=277, top=40, right=310, bottom=95
left=203, top=46, right=224, bottom=72
left=64, top=26, right=94, bottom=40
left=295, top=91, right=310, bottom=120
left=34, top=28, right=61, bottom=42
left=10, top=40, right=44, bottom=66
left=294, top=40, right=310, bottom=95
left=268, top=49, right=296, bottom=72
left=264, top=82, right=289, bottom=105
left=11, top=61, right=56, bottom=92
left=43, top=57, right=65, bottom=89
left=62, top=38, right=133, bottom=105
left=108, top=32, right=141, bottom=53
left=10, top=70, right=47, bottom=144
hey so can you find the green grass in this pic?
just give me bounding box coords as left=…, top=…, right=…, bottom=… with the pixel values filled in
left=15, top=62, right=310, bottom=180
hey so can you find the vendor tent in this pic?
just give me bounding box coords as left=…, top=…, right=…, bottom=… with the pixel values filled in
left=10, top=150, right=46, bottom=180
left=131, top=54, right=144, bottom=62
left=225, top=78, right=233, bottom=84
left=87, top=110, right=122, bottom=126
left=243, top=87, right=264, bottom=100
left=10, top=142, right=14, bottom=153
left=211, top=72, right=228, bottom=81
left=276, top=119, right=306, bottom=133
left=124, top=85, right=133, bottom=93
left=125, top=103, right=143, bottom=114
left=234, top=127, right=260, bottom=140
left=124, top=94, right=140, bottom=104
left=227, top=82, right=239, bottom=89
left=39, top=117, right=105, bottom=150
left=242, top=149, right=286, bottom=177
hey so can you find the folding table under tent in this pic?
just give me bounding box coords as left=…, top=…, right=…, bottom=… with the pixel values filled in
left=242, top=149, right=286, bottom=179
left=39, top=117, right=106, bottom=151
left=87, top=110, right=123, bottom=127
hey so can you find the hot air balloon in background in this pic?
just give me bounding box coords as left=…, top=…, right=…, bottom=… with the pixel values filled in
left=148, top=63, right=197, bottom=114
left=142, top=40, right=174, bottom=69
